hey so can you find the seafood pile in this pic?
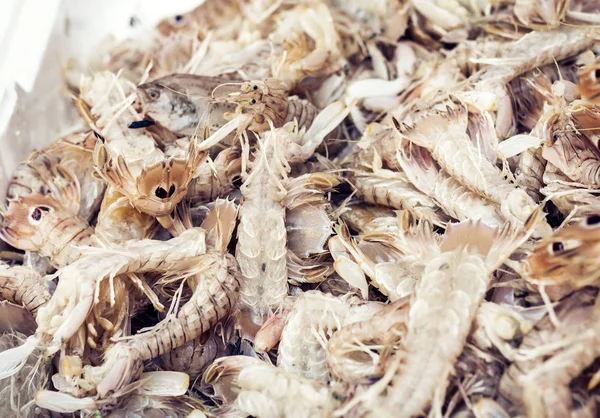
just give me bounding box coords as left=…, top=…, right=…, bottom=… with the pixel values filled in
left=2, top=1, right=600, bottom=417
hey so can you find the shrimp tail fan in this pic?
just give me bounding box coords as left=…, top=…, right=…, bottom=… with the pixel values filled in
left=0, top=335, right=38, bottom=379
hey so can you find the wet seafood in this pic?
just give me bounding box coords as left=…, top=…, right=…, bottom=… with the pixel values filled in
left=2, top=2, right=600, bottom=416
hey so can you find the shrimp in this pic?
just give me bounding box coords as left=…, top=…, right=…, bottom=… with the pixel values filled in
left=0, top=263, right=52, bottom=315
left=525, top=213, right=600, bottom=295
left=156, top=0, right=242, bottom=39
left=539, top=100, right=600, bottom=188
left=396, top=98, right=545, bottom=233
left=327, top=298, right=410, bottom=384
left=0, top=226, right=209, bottom=380
left=269, top=2, right=346, bottom=86
left=329, top=213, right=437, bottom=301
left=224, top=79, right=319, bottom=134
left=0, top=190, right=94, bottom=268
left=235, top=128, right=290, bottom=324
left=204, top=355, right=342, bottom=417
left=160, top=321, right=236, bottom=380
left=188, top=145, right=242, bottom=204
left=500, top=292, right=600, bottom=418
left=7, top=132, right=105, bottom=222
left=236, top=101, right=351, bottom=324
left=71, top=199, right=239, bottom=399
left=352, top=169, right=448, bottom=227
left=277, top=291, right=384, bottom=381
left=348, top=213, right=540, bottom=417
left=474, top=26, right=598, bottom=137
left=80, top=71, right=210, bottom=217
left=396, top=139, right=504, bottom=227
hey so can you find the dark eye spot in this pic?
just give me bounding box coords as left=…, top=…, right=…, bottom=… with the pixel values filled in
left=31, top=208, right=42, bottom=221
left=594, top=68, right=600, bottom=79
left=587, top=215, right=600, bottom=225
left=249, top=98, right=256, bottom=105
left=252, top=85, right=258, bottom=90
left=552, top=242, right=564, bottom=252
left=155, top=187, right=168, bottom=199
left=148, top=90, right=159, bottom=99
left=169, top=185, right=176, bottom=196
left=174, top=15, right=183, bottom=22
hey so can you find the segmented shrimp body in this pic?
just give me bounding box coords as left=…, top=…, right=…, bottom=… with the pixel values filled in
left=204, top=355, right=340, bottom=417
left=398, top=98, right=541, bottom=230
left=500, top=294, right=600, bottom=418
left=277, top=291, right=382, bottom=381
left=354, top=219, right=537, bottom=416
left=353, top=170, right=448, bottom=227
left=327, top=298, right=410, bottom=384
left=236, top=129, right=289, bottom=323
left=396, top=141, right=504, bottom=227
left=0, top=263, right=51, bottom=314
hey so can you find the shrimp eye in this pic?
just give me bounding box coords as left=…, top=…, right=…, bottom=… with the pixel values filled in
left=252, top=85, right=258, bottom=90
left=249, top=98, right=257, bottom=105
left=586, top=215, right=600, bottom=226
left=30, top=206, right=49, bottom=221
left=155, top=187, right=168, bottom=199
left=31, top=208, right=42, bottom=221
left=168, top=184, right=176, bottom=196
left=552, top=242, right=564, bottom=252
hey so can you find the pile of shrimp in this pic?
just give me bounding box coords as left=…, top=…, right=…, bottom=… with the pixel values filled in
left=2, top=0, right=600, bottom=416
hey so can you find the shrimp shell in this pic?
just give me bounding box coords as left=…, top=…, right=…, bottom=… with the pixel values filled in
left=500, top=294, right=600, bottom=418
left=118, top=252, right=239, bottom=362
left=204, top=355, right=340, bottom=417
left=396, top=141, right=504, bottom=227
left=0, top=193, right=94, bottom=268
left=326, top=298, right=409, bottom=384
left=353, top=169, right=448, bottom=227
left=277, top=291, right=381, bottom=381
left=236, top=130, right=289, bottom=324
left=397, top=100, right=540, bottom=228
left=0, top=263, right=52, bottom=314
left=356, top=219, right=537, bottom=416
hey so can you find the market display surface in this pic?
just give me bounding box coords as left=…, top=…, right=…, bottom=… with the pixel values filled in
left=1, top=1, right=600, bottom=417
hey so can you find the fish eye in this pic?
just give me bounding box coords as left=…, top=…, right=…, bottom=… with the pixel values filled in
left=155, top=187, right=168, bottom=199
left=168, top=184, right=176, bottom=196
left=585, top=215, right=600, bottom=226
left=148, top=90, right=159, bottom=99
left=249, top=98, right=257, bottom=105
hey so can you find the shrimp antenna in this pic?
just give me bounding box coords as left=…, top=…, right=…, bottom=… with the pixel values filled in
left=211, top=82, right=244, bottom=99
